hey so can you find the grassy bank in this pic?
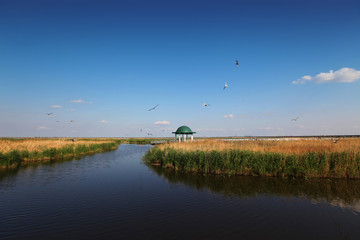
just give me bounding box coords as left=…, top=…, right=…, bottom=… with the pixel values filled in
left=143, top=139, right=360, bottom=179
left=0, top=138, right=120, bottom=168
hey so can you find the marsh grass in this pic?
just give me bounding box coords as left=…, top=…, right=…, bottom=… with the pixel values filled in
left=0, top=138, right=121, bottom=153
left=0, top=138, right=120, bottom=167
left=144, top=139, right=360, bottom=179
left=158, top=138, right=360, bottom=155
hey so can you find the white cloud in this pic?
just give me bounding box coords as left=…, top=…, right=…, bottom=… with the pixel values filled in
left=100, top=120, right=108, bottom=124
left=37, top=126, right=50, bottom=130
left=154, top=120, right=170, bottom=125
left=71, top=99, right=84, bottom=103
left=224, top=114, right=234, bottom=119
left=70, top=99, right=92, bottom=104
left=293, top=68, right=360, bottom=84
left=50, top=105, right=63, bottom=109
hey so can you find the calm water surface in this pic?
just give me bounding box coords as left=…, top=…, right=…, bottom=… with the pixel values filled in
left=1, top=144, right=360, bottom=239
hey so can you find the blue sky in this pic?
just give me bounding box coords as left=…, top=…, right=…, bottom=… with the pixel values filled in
left=1, top=0, right=360, bottom=137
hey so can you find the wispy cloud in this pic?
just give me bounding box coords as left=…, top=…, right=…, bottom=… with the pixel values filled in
left=161, top=128, right=175, bottom=132
left=154, top=120, right=170, bottom=125
left=50, top=105, right=63, bottom=109
left=224, top=114, right=234, bottom=119
left=37, top=126, right=50, bottom=130
left=70, top=99, right=92, bottom=104
left=293, top=68, right=360, bottom=84
left=100, top=120, right=108, bottom=124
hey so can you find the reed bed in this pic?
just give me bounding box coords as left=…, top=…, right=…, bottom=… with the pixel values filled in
left=158, top=138, right=360, bottom=155
left=0, top=138, right=118, bottom=153
left=144, top=138, right=360, bottom=179
left=0, top=138, right=121, bottom=168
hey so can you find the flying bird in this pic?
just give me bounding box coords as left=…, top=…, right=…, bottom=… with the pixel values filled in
left=291, top=116, right=299, bottom=121
left=69, top=120, right=74, bottom=124
left=331, top=138, right=340, bottom=143
left=147, top=133, right=153, bottom=136
left=203, top=103, right=210, bottom=107
left=236, top=60, right=239, bottom=68
left=47, top=113, right=53, bottom=116
left=148, top=104, right=159, bottom=111
left=223, top=81, right=228, bottom=90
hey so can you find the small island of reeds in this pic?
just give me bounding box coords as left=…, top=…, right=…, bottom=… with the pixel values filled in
left=0, top=138, right=122, bottom=168
left=143, top=138, right=360, bottom=179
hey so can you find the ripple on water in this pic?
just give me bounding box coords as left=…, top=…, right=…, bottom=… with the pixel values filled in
left=0, top=144, right=360, bottom=240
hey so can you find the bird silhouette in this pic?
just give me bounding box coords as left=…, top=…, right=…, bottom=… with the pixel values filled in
left=148, top=104, right=159, bottom=111
left=236, top=60, right=239, bottom=68
left=223, top=81, right=229, bottom=90
left=47, top=113, right=53, bottom=116
left=291, top=116, right=299, bottom=121
left=331, top=138, right=340, bottom=143
left=203, top=103, right=210, bottom=107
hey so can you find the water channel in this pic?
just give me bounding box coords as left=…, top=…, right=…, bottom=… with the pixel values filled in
left=1, top=144, right=360, bottom=239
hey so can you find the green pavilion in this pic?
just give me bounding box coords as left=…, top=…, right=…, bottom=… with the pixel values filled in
left=172, top=126, right=196, bottom=142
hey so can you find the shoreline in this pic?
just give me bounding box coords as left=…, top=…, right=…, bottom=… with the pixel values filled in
left=0, top=142, right=120, bottom=169
left=143, top=146, right=360, bottom=179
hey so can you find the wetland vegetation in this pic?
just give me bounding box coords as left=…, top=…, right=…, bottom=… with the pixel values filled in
left=0, top=137, right=173, bottom=168
left=143, top=138, right=360, bottom=179
left=0, top=138, right=121, bottom=168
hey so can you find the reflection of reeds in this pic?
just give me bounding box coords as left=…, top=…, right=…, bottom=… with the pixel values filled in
left=147, top=164, right=360, bottom=210
left=0, top=138, right=121, bottom=167
left=144, top=139, right=360, bottom=179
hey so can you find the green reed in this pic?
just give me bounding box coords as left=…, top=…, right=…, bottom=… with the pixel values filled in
left=143, top=147, right=360, bottom=179
left=0, top=142, right=118, bottom=168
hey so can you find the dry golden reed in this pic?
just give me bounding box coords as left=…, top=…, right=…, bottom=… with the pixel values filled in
left=159, top=138, right=360, bottom=155
left=0, top=138, right=115, bottom=154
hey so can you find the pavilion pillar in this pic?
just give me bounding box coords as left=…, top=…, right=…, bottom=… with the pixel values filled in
left=184, top=134, right=187, bottom=142
left=191, top=135, right=193, bottom=141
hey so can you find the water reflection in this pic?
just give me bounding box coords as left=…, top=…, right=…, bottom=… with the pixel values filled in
left=0, top=156, right=81, bottom=182
left=146, top=164, right=360, bottom=213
